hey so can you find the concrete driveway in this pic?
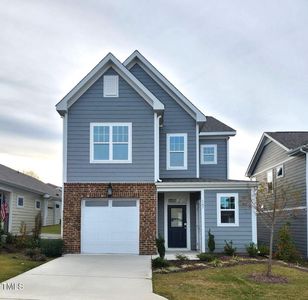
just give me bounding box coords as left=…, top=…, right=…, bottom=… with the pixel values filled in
left=0, top=255, right=166, bottom=300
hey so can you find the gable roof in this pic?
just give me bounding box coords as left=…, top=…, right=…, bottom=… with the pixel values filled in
left=0, top=164, right=61, bottom=200
left=265, top=132, right=308, bottom=150
left=123, top=50, right=207, bottom=122
left=199, top=116, right=236, bottom=136
left=56, top=53, right=164, bottom=116
left=246, top=131, right=308, bottom=177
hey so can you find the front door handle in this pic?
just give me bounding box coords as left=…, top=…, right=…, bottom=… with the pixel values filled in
left=184, top=222, right=187, bottom=228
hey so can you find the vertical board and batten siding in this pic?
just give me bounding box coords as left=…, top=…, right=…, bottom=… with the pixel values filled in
left=129, top=64, right=197, bottom=178
left=199, top=138, right=228, bottom=179
left=204, top=189, right=252, bottom=252
left=67, top=67, right=155, bottom=183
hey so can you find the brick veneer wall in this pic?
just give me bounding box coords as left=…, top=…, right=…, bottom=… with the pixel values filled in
left=63, top=183, right=157, bottom=255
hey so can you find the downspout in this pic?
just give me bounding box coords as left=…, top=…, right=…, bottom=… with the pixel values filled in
left=156, top=114, right=162, bottom=182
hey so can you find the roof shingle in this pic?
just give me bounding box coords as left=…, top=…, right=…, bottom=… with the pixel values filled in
left=266, top=131, right=308, bottom=150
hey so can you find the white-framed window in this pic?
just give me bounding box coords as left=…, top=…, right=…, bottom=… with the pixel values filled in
left=103, top=75, right=119, bottom=97
left=217, top=193, right=239, bottom=227
left=17, top=196, right=24, bottom=208
left=200, top=144, right=217, bottom=164
left=90, top=122, right=132, bottom=163
left=166, top=133, right=187, bottom=170
left=267, top=169, right=273, bottom=192
left=276, top=165, right=284, bottom=178
left=35, top=200, right=41, bottom=210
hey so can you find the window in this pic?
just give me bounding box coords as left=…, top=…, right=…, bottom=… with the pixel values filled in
left=267, top=170, right=273, bottom=192
left=166, top=133, right=187, bottom=170
left=103, top=75, right=119, bottom=97
left=217, top=193, right=239, bottom=226
left=90, top=123, right=132, bottom=163
left=35, top=200, right=41, bottom=210
left=17, top=196, right=24, bottom=208
left=276, top=165, right=284, bottom=178
left=200, top=144, right=217, bottom=164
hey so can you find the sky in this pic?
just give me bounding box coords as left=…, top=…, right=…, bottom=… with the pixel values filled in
left=0, top=0, right=307, bottom=186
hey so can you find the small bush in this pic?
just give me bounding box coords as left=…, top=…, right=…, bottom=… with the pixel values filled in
left=208, top=229, right=215, bottom=253
left=25, top=248, right=47, bottom=262
left=175, top=254, right=189, bottom=261
left=246, top=242, right=258, bottom=257
left=32, top=213, right=42, bottom=239
left=5, top=233, right=16, bottom=245
left=152, top=257, right=170, bottom=268
left=258, top=244, right=269, bottom=257
left=209, top=258, right=222, bottom=267
left=224, top=240, right=237, bottom=256
left=276, top=223, right=301, bottom=263
left=197, top=252, right=215, bottom=262
left=156, top=235, right=165, bottom=259
left=40, top=239, right=64, bottom=257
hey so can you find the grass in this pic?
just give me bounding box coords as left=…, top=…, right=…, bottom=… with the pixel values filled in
left=153, top=263, right=308, bottom=300
left=0, top=253, right=44, bottom=283
left=41, top=224, right=61, bottom=234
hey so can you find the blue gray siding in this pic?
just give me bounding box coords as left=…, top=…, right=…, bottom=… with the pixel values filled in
left=199, top=138, right=228, bottom=179
left=204, top=189, right=252, bottom=252
left=67, top=68, right=155, bottom=182
left=129, top=64, right=197, bottom=178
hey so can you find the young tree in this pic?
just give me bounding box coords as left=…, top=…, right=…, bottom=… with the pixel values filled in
left=252, top=177, right=301, bottom=276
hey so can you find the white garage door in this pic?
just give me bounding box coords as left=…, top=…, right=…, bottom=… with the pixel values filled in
left=81, top=198, right=139, bottom=254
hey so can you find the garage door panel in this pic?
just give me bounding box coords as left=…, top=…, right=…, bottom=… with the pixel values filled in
left=81, top=199, right=139, bottom=254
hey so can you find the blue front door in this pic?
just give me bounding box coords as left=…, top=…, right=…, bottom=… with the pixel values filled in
left=168, top=205, right=187, bottom=248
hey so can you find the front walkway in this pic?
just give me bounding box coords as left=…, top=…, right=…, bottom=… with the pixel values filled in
left=0, top=255, right=166, bottom=300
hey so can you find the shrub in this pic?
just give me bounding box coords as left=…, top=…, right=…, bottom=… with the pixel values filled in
left=246, top=242, right=258, bottom=257
left=275, top=223, right=301, bottom=263
left=224, top=240, right=237, bottom=256
left=209, top=258, right=223, bottom=267
left=25, top=247, right=46, bottom=262
left=207, top=229, right=215, bottom=253
left=152, top=257, right=170, bottom=268
left=197, top=252, right=215, bottom=262
left=258, top=244, right=269, bottom=257
left=156, top=235, right=165, bottom=259
left=40, top=239, right=64, bottom=257
left=32, top=213, right=42, bottom=239
left=175, top=254, right=189, bottom=261
left=5, top=233, right=16, bottom=245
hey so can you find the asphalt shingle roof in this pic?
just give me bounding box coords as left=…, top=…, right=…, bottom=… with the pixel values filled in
left=266, top=131, right=308, bottom=150
left=0, top=164, right=61, bottom=199
left=200, top=116, right=235, bottom=133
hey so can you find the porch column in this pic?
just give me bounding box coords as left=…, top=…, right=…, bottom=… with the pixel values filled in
left=200, top=189, right=206, bottom=252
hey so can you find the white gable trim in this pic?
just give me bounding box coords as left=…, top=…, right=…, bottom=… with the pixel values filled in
left=56, top=53, right=164, bottom=115
left=123, top=50, right=206, bottom=122
left=246, top=133, right=290, bottom=177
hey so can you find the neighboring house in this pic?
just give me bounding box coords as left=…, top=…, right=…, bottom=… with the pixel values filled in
left=246, top=132, right=308, bottom=257
left=56, top=50, right=257, bottom=255
left=0, top=164, right=62, bottom=234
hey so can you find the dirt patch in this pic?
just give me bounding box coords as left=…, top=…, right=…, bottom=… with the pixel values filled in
left=248, top=272, right=289, bottom=284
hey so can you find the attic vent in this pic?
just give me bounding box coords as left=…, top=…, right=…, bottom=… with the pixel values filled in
left=103, top=75, right=119, bottom=97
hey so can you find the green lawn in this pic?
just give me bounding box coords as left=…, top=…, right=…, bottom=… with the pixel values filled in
left=153, top=263, right=308, bottom=300
left=41, top=224, right=61, bottom=234
left=0, top=254, right=44, bottom=283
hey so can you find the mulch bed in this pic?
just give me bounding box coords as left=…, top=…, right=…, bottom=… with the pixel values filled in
left=249, top=272, right=289, bottom=284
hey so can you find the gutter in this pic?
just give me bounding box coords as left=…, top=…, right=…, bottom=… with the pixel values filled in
left=156, top=181, right=258, bottom=189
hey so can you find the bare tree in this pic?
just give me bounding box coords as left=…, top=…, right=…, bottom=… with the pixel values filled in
left=253, top=177, right=301, bottom=276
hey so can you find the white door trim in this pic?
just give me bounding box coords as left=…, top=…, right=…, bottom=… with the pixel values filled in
left=164, top=192, right=191, bottom=251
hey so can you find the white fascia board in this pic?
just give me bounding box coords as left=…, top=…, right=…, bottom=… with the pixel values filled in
left=199, top=131, right=236, bottom=137
left=56, top=53, right=164, bottom=115
left=156, top=181, right=258, bottom=190
left=123, top=50, right=206, bottom=122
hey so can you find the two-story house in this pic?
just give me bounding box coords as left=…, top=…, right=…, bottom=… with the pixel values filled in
left=246, top=132, right=308, bottom=257
left=56, top=51, right=257, bottom=255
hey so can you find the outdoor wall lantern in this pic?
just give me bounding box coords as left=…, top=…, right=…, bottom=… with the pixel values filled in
left=107, top=183, right=113, bottom=198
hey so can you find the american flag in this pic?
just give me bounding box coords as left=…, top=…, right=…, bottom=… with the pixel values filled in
left=0, top=199, right=8, bottom=222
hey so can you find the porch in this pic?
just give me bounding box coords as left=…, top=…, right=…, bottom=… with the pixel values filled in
left=157, top=191, right=203, bottom=253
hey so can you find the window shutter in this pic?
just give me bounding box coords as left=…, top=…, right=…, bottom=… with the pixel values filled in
left=103, top=75, right=119, bottom=97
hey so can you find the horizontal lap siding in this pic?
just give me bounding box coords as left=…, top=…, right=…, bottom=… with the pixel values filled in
left=199, top=138, right=227, bottom=179
left=67, top=68, right=155, bottom=182
left=257, top=212, right=307, bottom=257
left=130, top=64, right=196, bottom=178
left=204, top=189, right=252, bottom=252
